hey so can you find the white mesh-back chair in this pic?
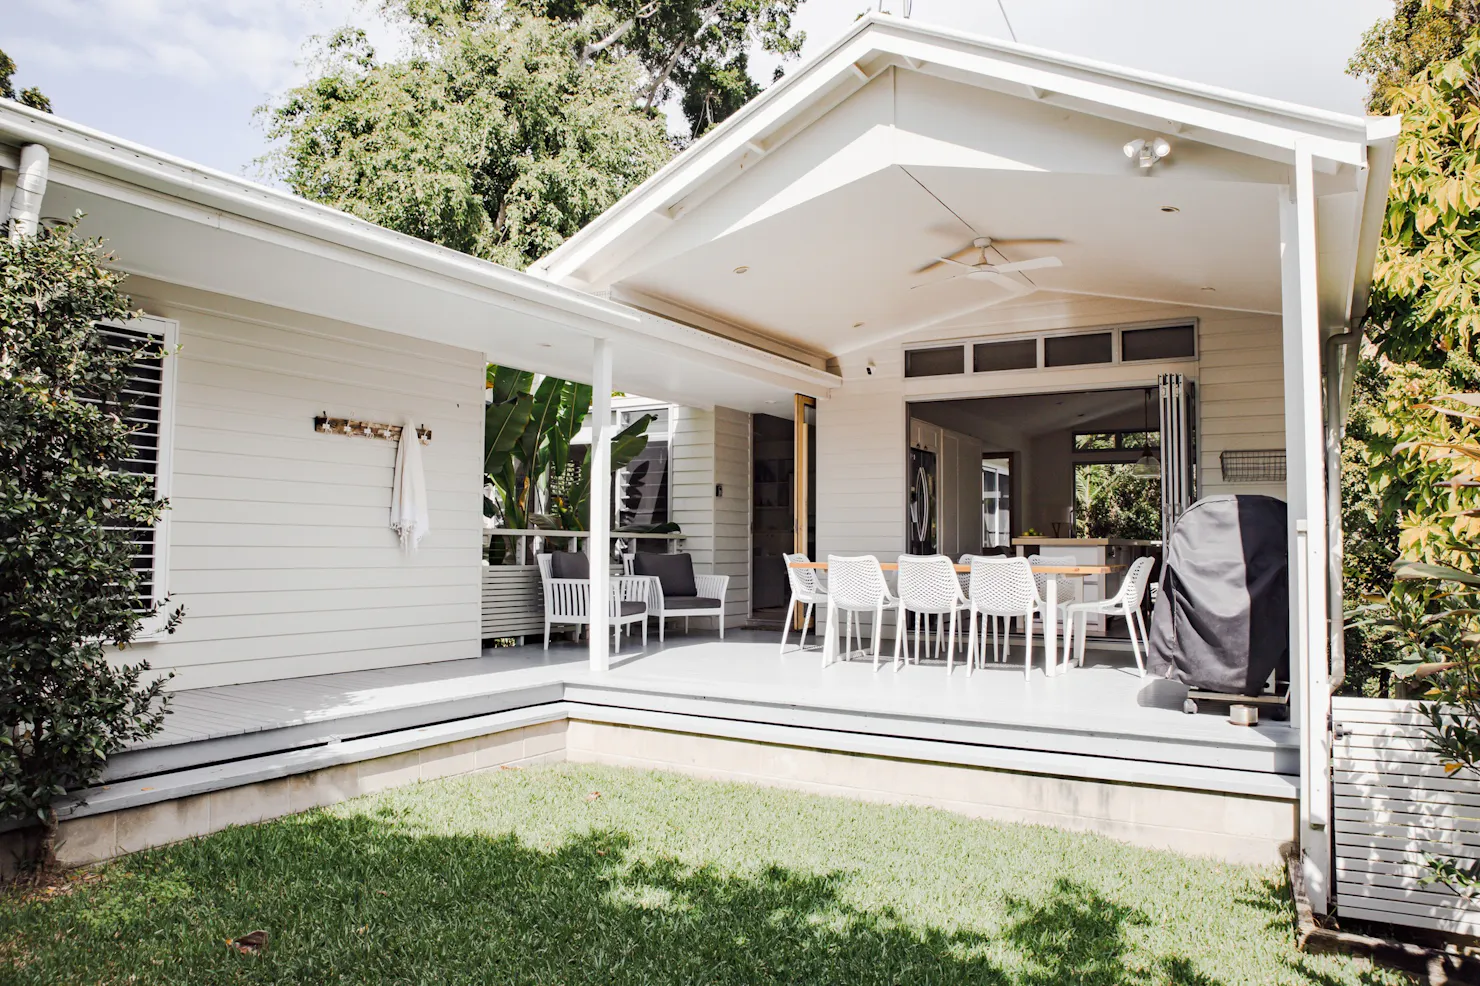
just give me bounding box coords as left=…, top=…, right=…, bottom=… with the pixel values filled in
left=965, top=556, right=1041, bottom=679
left=895, top=555, right=969, bottom=673
left=537, top=553, right=649, bottom=651
left=779, top=553, right=827, bottom=655
left=823, top=555, right=896, bottom=670
left=1063, top=555, right=1157, bottom=676
left=1028, top=553, right=1078, bottom=612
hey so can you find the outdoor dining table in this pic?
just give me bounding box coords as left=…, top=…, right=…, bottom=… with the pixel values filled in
left=789, top=560, right=1126, bottom=676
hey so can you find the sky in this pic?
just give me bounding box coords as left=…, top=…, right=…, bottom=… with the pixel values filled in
left=2, top=0, right=1393, bottom=181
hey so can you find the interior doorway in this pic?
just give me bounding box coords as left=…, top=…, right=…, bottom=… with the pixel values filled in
left=750, top=402, right=815, bottom=626
left=907, top=386, right=1177, bottom=641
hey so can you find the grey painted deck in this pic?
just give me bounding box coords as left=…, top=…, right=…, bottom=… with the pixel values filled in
left=113, top=630, right=1298, bottom=791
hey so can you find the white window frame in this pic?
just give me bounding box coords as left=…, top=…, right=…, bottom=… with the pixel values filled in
left=901, top=317, right=1200, bottom=381
left=116, top=314, right=179, bottom=640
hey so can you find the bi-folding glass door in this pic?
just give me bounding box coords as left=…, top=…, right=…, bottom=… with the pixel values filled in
left=1158, top=373, right=1198, bottom=536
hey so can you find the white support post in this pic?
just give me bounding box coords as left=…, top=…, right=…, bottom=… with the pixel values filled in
left=588, top=338, right=613, bottom=673
left=1280, top=143, right=1333, bottom=914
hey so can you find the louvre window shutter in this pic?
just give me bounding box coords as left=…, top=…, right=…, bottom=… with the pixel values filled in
left=96, top=320, right=171, bottom=612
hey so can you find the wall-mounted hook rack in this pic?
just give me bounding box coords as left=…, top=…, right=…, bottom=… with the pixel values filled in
left=313, top=414, right=431, bottom=445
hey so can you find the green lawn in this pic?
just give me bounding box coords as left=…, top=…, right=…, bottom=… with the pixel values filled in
left=1, top=763, right=1400, bottom=985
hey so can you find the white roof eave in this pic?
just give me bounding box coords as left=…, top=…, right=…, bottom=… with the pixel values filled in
left=0, top=101, right=839, bottom=396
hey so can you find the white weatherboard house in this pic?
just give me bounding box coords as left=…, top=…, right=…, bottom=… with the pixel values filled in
left=7, top=16, right=1463, bottom=933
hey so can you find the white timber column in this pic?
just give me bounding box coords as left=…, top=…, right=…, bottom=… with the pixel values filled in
left=1280, top=142, right=1333, bottom=914
left=588, top=337, right=613, bottom=672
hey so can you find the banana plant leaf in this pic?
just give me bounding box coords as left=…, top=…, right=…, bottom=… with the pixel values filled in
left=485, top=392, right=534, bottom=464
left=488, top=364, right=533, bottom=405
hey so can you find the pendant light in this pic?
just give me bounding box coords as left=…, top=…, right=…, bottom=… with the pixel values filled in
left=1130, top=387, right=1161, bottom=480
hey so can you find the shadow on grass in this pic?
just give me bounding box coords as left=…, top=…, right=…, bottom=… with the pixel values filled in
left=5, top=811, right=1274, bottom=986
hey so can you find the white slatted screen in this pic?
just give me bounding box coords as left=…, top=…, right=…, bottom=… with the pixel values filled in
left=1332, top=696, right=1480, bottom=935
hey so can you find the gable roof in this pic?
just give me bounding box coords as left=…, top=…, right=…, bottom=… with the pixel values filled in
left=533, top=14, right=1395, bottom=292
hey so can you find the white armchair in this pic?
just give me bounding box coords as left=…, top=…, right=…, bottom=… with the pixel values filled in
left=536, top=553, right=650, bottom=651
left=621, top=552, right=729, bottom=642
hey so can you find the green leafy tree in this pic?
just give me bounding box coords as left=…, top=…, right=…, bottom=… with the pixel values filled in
left=1073, top=464, right=1160, bottom=541
left=0, top=47, right=52, bottom=113
left=0, top=220, right=179, bottom=870
left=1351, top=0, right=1480, bottom=363
left=558, top=0, right=803, bottom=127
left=1350, top=394, right=1480, bottom=898
left=1343, top=0, right=1480, bottom=691
left=680, top=53, right=761, bottom=137
left=263, top=5, right=673, bottom=269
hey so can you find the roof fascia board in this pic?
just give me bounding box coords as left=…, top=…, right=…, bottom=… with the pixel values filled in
left=0, top=104, right=640, bottom=332
left=0, top=105, right=833, bottom=392
left=48, top=159, right=637, bottom=339
left=535, top=15, right=1373, bottom=282
left=883, top=34, right=1366, bottom=167
left=535, top=33, right=886, bottom=281
left=1348, top=117, right=1401, bottom=323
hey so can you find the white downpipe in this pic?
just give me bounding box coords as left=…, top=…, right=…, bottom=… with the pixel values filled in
left=6, top=143, right=49, bottom=241
left=588, top=338, right=613, bottom=672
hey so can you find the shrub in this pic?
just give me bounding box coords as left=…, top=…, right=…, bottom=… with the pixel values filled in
left=0, top=219, right=179, bottom=870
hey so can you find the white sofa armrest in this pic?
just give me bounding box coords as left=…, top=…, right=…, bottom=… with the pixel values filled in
left=694, top=574, right=729, bottom=602
left=544, top=578, right=591, bottom=619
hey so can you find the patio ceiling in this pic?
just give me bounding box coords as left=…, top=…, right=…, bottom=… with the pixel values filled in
left=536, top=16, right=1396, bottom=367
left=616, top=163, right=1283, bottom=357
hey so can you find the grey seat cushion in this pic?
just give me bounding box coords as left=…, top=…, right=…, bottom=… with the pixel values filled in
left=618, top=600, right=645, bottom=618
left=549, top=552, right=590, bottom=580
left=663, top=596, right=722, bottom=611
left=632, top=553, right=698, bottom=597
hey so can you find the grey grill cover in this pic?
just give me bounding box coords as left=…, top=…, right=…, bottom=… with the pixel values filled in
left=1146, top=494, right=1289, bottom=694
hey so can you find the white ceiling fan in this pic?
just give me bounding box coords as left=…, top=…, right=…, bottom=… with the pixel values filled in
left=913, top=237, right=1063, bottom=292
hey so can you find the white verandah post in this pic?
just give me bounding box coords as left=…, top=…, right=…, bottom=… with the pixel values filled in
left=1280, top=143, right=1333, bottom=914
left=588, top=338, right=613, bottom=673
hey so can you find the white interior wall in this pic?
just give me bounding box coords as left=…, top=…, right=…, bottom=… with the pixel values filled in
left=127, top=278, right=486, bottom=691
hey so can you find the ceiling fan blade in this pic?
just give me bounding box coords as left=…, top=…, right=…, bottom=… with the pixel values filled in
left=985, top=237, right=1064, bottom=245
left=990, top=256, right=1062, bottom=274
left=910, top=273, right=970, bottom=290
left=914, top=242, right=982, bottom=274
left=976, top=270, right=1035, bottom=295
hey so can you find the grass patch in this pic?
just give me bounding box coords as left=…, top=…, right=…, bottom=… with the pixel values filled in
left=0, top=763, right=1400, bottom=985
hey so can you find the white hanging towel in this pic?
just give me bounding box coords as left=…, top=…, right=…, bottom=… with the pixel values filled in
left=390, top=417, right=430, bottom=552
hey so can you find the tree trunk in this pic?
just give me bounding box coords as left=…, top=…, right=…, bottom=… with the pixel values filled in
left=580, top=16, right=637, bottom=66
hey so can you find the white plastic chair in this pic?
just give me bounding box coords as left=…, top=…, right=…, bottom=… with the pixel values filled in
left=779, top=552, right=827, bottom=655
left=1028, top=553, right=1078, bottom=614
left=1063, top=555, right=1157, bottom=676
left=895, top=554, right=969, bottom=673
left=965, top=556, right=1041, bottom=679
left=822, top=555, right=896, bottom=670
left=537, top=554, right=649, bottom=651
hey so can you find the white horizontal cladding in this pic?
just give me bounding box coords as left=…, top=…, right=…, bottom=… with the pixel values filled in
left=817, top=349, right=907, bottom=582
left=127, top=280, right=486, bottom=690
left=1331, top=696, right=1480, bottom=937
left=668, top=406, right=751, bottom=627
left=1198, top=312, right=1286, bottom=500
